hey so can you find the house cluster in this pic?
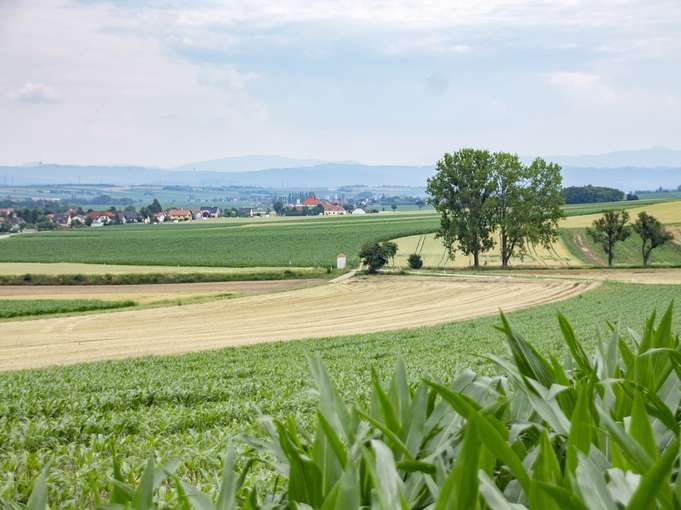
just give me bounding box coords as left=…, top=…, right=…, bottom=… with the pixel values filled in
left=85, top=206, right=221, bottom=225
left=0, top=205, right=225, bottom=232
left=286, top=196, right=366, bottom=216
left=156, top=207, right=221, bottom=223
left=0, top=208, right=25, bottom=232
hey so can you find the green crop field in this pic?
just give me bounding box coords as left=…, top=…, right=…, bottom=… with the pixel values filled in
left=1, top=281, right=680, bottom=507
left=561, top=197, right=667, bottom=216
left=0, top=199, right=666, bottom=270
left=0, top=299, right=136, bottom=318
left=0, top=214, right=439, bottom=268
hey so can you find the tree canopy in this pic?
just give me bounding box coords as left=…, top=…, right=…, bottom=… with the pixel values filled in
left=633, top=212, right=672, bottom=265
left=359, top=241, right=397, bottom=273
left=562, top=185, right=624, bottom=204
left=427, top=148, right=564, bottom=268
left=587, top=209, right=631, bottom=266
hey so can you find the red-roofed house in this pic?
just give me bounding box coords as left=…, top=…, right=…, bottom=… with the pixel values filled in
left=167, top=208, right=192, bottom=221
left=86, top=211, right=116, bottom=225
left=302, top=196, right=320, bottom=207
left=321, top=201, right=346, bottom=216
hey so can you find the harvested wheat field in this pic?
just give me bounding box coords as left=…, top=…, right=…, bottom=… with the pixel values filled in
left=0, top=275, right=597, bottom=370
left=487, top=268, right=681, bottom=285
left=0, top=279, right=324, bottom=304
left=562, top=200, right=681, bottom=228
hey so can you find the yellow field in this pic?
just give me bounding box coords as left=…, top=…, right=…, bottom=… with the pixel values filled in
left=477, top=268, right=681, bottom=285
left=0, top=275, right=596, bottom=370
left=0, top=262, right=314, bottom=275
left=393, top=233, right=582, bottom=268
left=562, top=200, right=681, bottom=228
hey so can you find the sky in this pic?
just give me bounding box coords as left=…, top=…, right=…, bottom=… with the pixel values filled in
left=1, top=0, right=681, bottom=168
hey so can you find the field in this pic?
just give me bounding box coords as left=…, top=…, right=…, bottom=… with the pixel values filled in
left=0, top=299, right=135, bottom=318
left=1, top=280, right=680, bottom=506
left=0, top=278, right=323, bottom=306
left=0, top=214, right=439, bottom=267
left=560, top=227, right=681, bottom=265
left=0, top=275, right=594, bottom=370
left=394, top=232, right=581, bottom=268
left=0, top=262, right=314, bottom=275
left=0, top=200, right=678, bottom=270
left=391, top=200, right=681, bottom=268
left=560, top=199, right=681, bottom=227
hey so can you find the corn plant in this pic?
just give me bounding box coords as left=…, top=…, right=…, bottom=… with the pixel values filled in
left=22, top=304, right=681, bottom=508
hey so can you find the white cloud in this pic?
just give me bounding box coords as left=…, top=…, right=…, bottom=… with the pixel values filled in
left=0, top=0, right=680, bottom=165
left=10, top=82, right=60, bottom=103
left=548, top=72, right=601, bottom=90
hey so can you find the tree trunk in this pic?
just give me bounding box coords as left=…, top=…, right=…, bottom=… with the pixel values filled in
left=473, top=250, right=480, bottom=269
left=608, top=250, right=614, bottom=267
left=501, top=234, right=508, bottom=268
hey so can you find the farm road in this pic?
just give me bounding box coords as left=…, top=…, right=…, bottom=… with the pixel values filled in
left=0, top=275, right=597, bottom=370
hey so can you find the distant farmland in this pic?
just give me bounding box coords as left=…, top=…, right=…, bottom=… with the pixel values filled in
left=0, top=214, right=439, bottom=267
left=1, top=201, right=677, bottom=269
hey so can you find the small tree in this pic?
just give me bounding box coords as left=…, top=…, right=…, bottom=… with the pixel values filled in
left=149, top=199, right=163, bottom=214
left=391, top=203, right=397, bottom=212
left=587, top=210, right=631, bottom=267
left=359, top=242, right=395, bottom=273
left=407, top=253, right=423, bottom=269
left=633, top=212, right=672, bottom=266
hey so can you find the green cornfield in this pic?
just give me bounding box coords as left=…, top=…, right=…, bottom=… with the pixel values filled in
left=0, top=214, right=439, bottom=268
left=2, top=282, right=681, bottom=507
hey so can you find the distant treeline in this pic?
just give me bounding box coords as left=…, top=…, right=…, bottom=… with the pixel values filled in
left=562, top=185, right=628, bottom=204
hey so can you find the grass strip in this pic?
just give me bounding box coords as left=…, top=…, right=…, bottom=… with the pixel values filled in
left=0, top=299, right=136, bottom=318
left=0, top=270, right=332, bottom=286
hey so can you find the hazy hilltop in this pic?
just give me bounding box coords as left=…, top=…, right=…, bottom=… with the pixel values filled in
left=545, top=146, right=681, bottom=168
left=1, top=148, right=681, bottom=190
left=173, top=155, right=334, bottom=172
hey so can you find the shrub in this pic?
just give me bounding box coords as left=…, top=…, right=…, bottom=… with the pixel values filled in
left=23, top=305, right=681, bottom=508
left=359, top=241, right=398, bottom=273
left=407, top=253, right=423, bottom=269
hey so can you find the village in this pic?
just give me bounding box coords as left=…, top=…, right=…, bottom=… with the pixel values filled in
left=0, top=195, right=376, bottom=233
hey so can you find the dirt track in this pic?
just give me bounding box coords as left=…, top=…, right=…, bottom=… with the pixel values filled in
left=0, top=276, right=597, bottom=370
left=0, top=279, right=324, bottom=304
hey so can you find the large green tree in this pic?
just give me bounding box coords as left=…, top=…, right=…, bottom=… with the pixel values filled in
left=427, top=149, right=564, bottom=269
left=427, top=149, right=497, bottom=269
left=633, top=211, right=672, bottom=266
left=587, top=210, right=631, bottom=266
left=493, top=154, right=563, bottom=268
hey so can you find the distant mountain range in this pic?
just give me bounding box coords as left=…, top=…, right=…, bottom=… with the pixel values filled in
left=1, top=147, right=681, bottom=191
left=543, top=146, right=681, bottom=169
left=173, top=155, right=357, bottom=172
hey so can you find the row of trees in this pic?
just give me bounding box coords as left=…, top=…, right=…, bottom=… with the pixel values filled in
left=427, top=148, right=563, bottom=268
left=588, top=210, right=672, bottom=266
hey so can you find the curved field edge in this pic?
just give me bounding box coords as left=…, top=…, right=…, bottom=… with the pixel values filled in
left=0, top=276, right=595, bottom=370
left=1, top=281, right=681, bottom=506
left=0, top=299, right=136, bottom=318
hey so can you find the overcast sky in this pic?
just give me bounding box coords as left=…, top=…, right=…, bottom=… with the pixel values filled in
left=1, top=0, right=680, bottom=167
